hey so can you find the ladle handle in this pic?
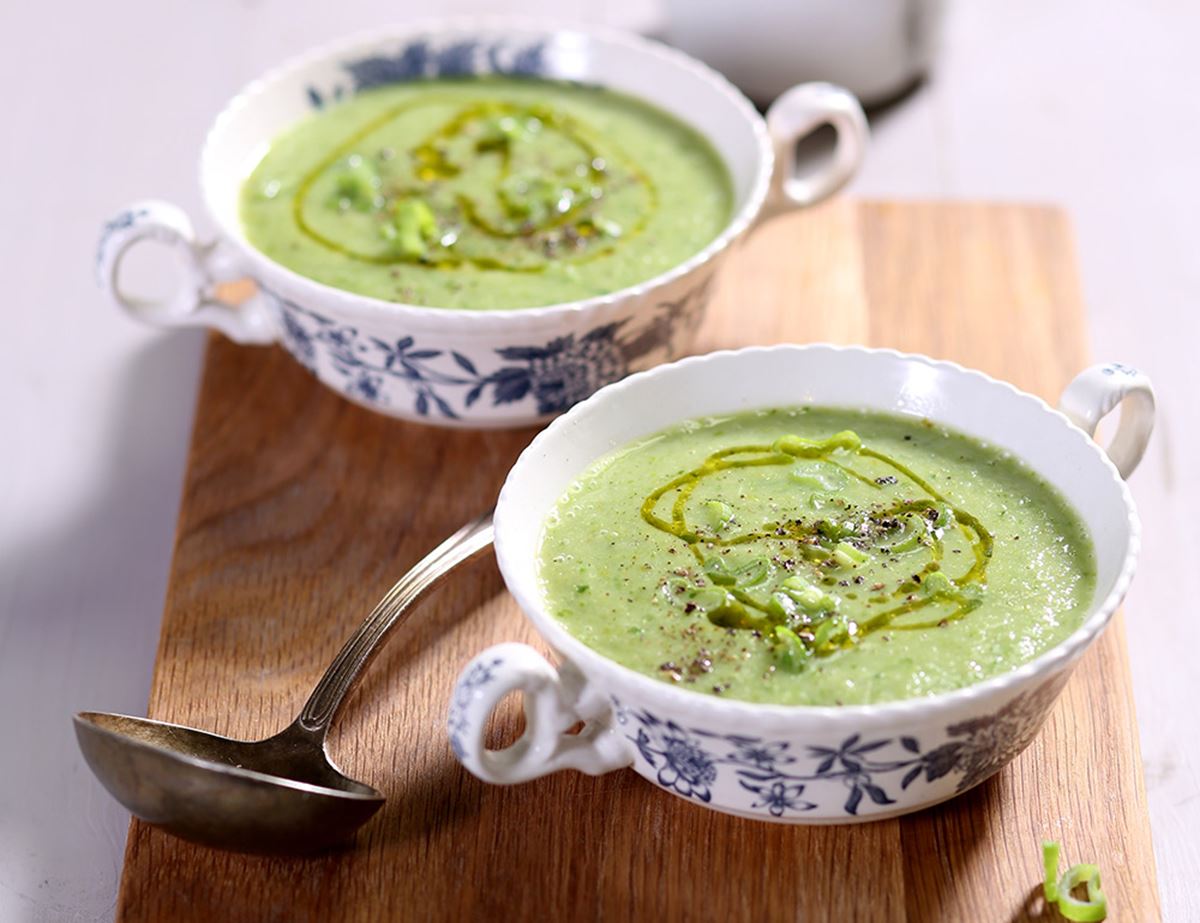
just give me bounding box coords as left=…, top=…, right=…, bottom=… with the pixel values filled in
left=297, top=512, right=495, bottom=736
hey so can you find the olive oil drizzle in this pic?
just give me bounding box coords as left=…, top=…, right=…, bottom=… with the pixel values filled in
left=291, top=89, right=657, bottom=272
left=639, top=432, right=994, bottom=664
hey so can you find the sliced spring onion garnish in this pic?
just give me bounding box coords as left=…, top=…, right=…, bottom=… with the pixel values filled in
left=1044, top=841, right=1062, bottom=903
left=1042, top=840, right=1107, bottom=921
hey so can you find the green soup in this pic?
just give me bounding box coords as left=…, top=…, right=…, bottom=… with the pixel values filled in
left=539, top=407, right=1097, bottom=706
left=240, top=78, right=733, bottom=309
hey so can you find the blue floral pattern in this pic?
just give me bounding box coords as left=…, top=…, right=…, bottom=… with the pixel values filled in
left=631, top=720, right=720, bottom=802
left=446, top=654, right=1064, bottom=818
left=615, top=674, right=1064, bottom=817
left=95, top=206, right=148, bottom=278
left=307, top=37, right=548, bottom=108
left=747, top=781, right=817, bottom=817
left=267, top=277, right=711, bottom=419
left=447, top=655, right=503, bottom=761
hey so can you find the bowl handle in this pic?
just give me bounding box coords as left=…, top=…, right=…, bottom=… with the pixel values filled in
left=759, top=82, right=869, bottom=222
left=448, top=643, right=632, bottom=784
left=1058, top=363, right=1155, bottom=479
left=96, top=200, right=278, bottom=345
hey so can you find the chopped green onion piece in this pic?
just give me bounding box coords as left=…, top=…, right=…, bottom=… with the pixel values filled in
left=1044, top=841, right=1061, bottom=903
left=765, top=591, right=797, bottom=621
left=333, top=158, right=381, bottom=211
left=475, top=114, right=527, bottom=151
left=884, top=513, right=925, bottom=553
left=781, top=575, right=838, bottom=612
left=702, top=499, right=734, bottom=530
left=1042, top=841, right=1107, bottom=921
left=930, top=502, right=955, bottom=529
left=819, top=624, right=849, bottom=651
left=832, top=542, right=868, bottom=568
left=919, top=570, right=954, bottom=597
left=705, top=593, right=757, bottom=630
left=812, top=615, right=849, bottom=650
left=771, top=625, right=809, bottom=672
left=800, top=586, right=833, bottom=611
left=815, top=518, right=855, bottom=541
left=388, top=199, right=439, bottom=259
left=1058, top=865, right=1106, bottom=922
left=703, top=557, right=737, bottom=586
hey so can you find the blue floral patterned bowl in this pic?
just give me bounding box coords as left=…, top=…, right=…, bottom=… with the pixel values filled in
left=449, top=345, right=1154, bottom=822
left=95, top=19, right=867, bottom=427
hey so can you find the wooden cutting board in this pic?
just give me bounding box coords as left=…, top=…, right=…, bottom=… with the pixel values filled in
left=115, top=201, right=1161, bottom=922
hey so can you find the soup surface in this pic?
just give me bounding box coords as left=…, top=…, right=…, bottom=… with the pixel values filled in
left=241, top=77, right=733, bottom=309
left=538, top=407, right=1096, bottom=706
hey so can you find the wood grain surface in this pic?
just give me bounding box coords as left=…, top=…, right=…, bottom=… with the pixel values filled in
left=116, top=201, right=1161, bottom=922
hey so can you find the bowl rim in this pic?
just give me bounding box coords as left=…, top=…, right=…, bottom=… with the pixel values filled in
left=493, top=343, right=1141, bottom=729
left=197, top=16, right=773, bottom=330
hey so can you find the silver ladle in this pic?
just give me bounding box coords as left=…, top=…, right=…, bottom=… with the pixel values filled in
left=74, top=512, right=494, bottom=854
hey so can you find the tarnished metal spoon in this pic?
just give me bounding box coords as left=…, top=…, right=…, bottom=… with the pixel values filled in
left=74, top=512, right=494, bottom=854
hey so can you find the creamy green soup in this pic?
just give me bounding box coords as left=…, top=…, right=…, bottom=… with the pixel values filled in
left=539, top=407, right=1096, bottom=706
left=240, top=78, right=733, bottom=309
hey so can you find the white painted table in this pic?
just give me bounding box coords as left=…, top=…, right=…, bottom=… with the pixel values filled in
left=2, top=1, right=1195, bottom=919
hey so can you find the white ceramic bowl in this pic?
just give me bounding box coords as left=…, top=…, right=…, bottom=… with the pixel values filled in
left=448, top=345, right=1154, bottom=823
left=95, top=20, right=868, bottom=427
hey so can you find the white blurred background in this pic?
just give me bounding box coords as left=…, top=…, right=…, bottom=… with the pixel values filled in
left=1, top=1, right=1195, bottom=919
